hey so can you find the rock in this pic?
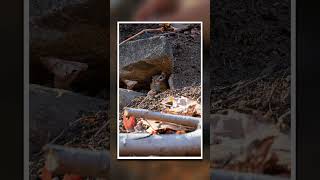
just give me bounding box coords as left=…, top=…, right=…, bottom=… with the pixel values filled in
left=119, top=88, right=145, bottom=109
left=166, top=30, right=201, bottom=89
left=272, top=133, right=291, bottom=166
left=29, top=84, right=106, bottom=154
left=210, top=110, right=258, bottom=139
left=171, top=23, right=190, bottom=29
left=30, top=0, right=109, bottom=95
left=123, top=80, right=138, bottom=90
left=30, top=0, right=107, bottom=57
left=30, top=27, right=65, bottom=44
left=210, top=110, right=290, bottom=168
left=210, top=138, right=246, bottom=163
left=118, top=25, right=201, bottom=90
left=30, top=0, right=88, bottom=17
left=119, top=36, right=173, bottom=88
left=211, top=133, right=291, bottom=167
left=41, top=57, right=88, bottom=89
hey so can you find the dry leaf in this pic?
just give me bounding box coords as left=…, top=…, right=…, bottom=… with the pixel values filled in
left=123, top=115, right=136, bottom=132
left=225, top=136, right=277, bottom=173
left=161, top=96, right=201, bottom=116
left=142, top=119, right=194, bottom=134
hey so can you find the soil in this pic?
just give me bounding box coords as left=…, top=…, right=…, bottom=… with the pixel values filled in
left=210, top=0, right=290, bottom=86
left=210, top=0, right=291, bottom=176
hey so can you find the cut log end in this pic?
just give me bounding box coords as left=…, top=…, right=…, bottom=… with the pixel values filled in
left=43, top=144, right=110, bottom=178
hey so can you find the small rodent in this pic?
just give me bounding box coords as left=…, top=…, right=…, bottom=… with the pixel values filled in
left=148, top=72, right=168, bottom=96
left=137, top=72, right=169, bottom=108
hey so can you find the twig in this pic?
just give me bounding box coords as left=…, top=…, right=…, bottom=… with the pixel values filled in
left=68, top=116, right=84, bottom=126
left=49, top=128, right=67, bottom=145
left=267, top=79, right=278, bottom=103
left=119, top=27, right=163, bottom=45
left=228, top=74, right=268, bottom=96
left=267, top=79, right=278, bottom=115
left=97, top=137, right=108, bottom=144
left=92, top=120, right=109, bottom=138
left=119, top=25, right=191, bottom=45
left=49, top=115, right=87, bottom=145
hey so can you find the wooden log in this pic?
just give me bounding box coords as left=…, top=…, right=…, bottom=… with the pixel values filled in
left=119, top=129, right=201, bottom=156
left=124, top=108, right=201, bottom=128
left=44, top=144, right=110, bottom=177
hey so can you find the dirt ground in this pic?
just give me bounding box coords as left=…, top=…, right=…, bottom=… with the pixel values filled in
left=210, top=0, right=290, bottom=177
left=210, top=0, right=290, bottom=133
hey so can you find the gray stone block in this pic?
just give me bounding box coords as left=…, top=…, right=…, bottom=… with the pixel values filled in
left=119, top=36, right=173, bottom=85
left=119, top=88, right=145, bottom=109
left=29, top=84, right=106, bottom=154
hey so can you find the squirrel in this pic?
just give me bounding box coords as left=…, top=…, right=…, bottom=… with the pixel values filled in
left=137, top=72, right=169, bottom=108
left=147, top=72, right=169, bottom=96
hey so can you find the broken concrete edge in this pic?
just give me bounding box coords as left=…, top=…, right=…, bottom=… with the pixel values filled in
left=119, top=88, right=145, bottom=109
left=29, top=84, right=107, bottom=154
left=119, top=35, right=173, bottom=69
left=119, top=35, right=174, bottom=89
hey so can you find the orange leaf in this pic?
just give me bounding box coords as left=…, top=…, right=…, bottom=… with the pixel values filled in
left=123, top=115, right=136, bottom=131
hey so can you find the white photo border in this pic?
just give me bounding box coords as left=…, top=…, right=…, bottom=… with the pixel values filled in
left=117, top=21, right=203, bottom=160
